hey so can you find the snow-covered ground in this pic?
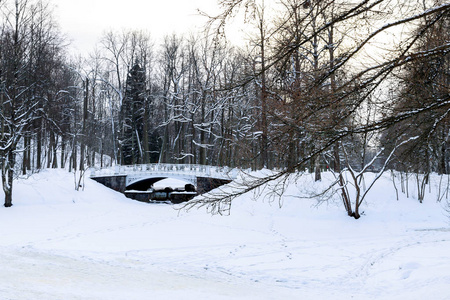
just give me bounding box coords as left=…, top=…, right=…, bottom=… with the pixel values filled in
left=0, top=169, right=449, bottom=299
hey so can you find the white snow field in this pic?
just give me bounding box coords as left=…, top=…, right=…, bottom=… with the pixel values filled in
left=0, top=169, right=449, bottom=299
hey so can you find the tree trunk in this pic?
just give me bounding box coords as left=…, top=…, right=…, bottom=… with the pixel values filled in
left=159, top=100, right=170, bottom=163
left=3, top=181, right=12, bottom=208
left=314, top=154, right=321, bottom=181
left=47, top=131, right=54, bottom=169
left=191, top=111, right=195, bottom=165
left=199, top=95, right=207, bottom=165
left=36, top=123, right=42, bottom=170
left=22, top=133, right=29, bottom=175
left=52, top=135, right=58, bottom=168
left=260, top=11, right=268, bottom=170
left=72, top=137, right=77, bottom=172
left=3, top=150, right=15, bottom=207
left=143, top=101, right=150, bottom=164
left=439, top=141, right=446, bottom=174
left=61, top=135, right=66, bottom=169
left=333, top=143, right=340, bottom=173
left=79, top=78, right=89, bottom=171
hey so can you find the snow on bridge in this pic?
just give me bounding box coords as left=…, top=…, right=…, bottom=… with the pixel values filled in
left=91, top=164, right=237, bottom=185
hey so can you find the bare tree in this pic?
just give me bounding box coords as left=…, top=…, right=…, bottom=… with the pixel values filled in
left=0, top=0, right=66, bottom=206
left=184, top=0, right=450, bottom=218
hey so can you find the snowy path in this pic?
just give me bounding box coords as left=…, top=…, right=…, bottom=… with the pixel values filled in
left=0, top=170, right=450, bottom=299
left=0, top=245, right=292, bottom=300
left=1, top=231, right=449, bottom=299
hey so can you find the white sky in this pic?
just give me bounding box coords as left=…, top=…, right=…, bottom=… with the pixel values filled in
left=54, top=0, right=220, bottom=55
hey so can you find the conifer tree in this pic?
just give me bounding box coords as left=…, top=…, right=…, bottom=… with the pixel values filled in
left=120, top=62, right=147, bottom=165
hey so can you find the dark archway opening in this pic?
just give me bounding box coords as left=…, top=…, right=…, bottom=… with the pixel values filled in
left=125, top=177, right=197, bottom=203
left=126, top=177, right=168, bottom=191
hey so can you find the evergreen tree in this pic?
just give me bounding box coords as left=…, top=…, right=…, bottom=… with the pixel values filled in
left=120, top=62, right=146, bottom=165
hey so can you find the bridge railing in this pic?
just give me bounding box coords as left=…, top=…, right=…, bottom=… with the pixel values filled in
left=90, top=163, right=238, bottom=180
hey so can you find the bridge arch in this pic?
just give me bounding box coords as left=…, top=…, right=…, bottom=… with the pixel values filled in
left=127, top=177, right=166, bottom=191
left=90, top=164, right=236, bottom=198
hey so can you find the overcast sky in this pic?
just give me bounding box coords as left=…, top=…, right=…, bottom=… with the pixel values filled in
left=55, top=0, right=220, bottom=55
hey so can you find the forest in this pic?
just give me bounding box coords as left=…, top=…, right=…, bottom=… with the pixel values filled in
left=0, top=0, right=449, bottom=217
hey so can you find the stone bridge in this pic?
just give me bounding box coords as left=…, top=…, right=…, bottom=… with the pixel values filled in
left=89, top=164, right=237, bottom=195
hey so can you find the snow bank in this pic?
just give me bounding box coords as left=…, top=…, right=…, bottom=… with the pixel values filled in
left=0, top=169, right=449, bottom=299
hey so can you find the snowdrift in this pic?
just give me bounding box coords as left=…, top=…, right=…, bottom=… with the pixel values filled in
left=0, top=169, right=449, bottom=299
